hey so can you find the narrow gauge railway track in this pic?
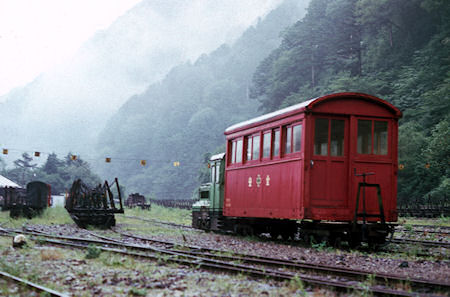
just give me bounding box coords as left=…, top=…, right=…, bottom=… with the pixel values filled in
left=110, top=229, right=450, bottom=295
left=391, top=237, right=450, bottom=248
left=6, top=226, right=448, bottom=296
left=0, top=268, right=68, bottom=297
left=396, top=228, right=450, bottom=236
left=396, top=225, right=450, bottom=235
left=408, top=224, right=450, bottom=231
left=121, top=215, right=196, bottom=230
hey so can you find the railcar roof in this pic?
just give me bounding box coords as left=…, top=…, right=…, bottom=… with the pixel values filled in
left=0, top=174, right=21, bottom=188
left=225, top=92, right=401, bottom=134
left=225, top=97, right=316, bottom=133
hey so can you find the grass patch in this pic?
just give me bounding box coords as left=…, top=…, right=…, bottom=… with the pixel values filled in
left=85, top=244, right=102, bottom=259
left=119, top=205, right=191, bottom=226
left=40, top=248, right=64, bottom=261
left=0, top=206, right=72, bottom=228
left=398, top=216, right=450, bottom=227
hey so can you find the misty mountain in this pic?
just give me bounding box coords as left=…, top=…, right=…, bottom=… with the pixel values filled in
left=0, top=0, right=282, bottom=156
left=96, top=0, right=308, bottom=198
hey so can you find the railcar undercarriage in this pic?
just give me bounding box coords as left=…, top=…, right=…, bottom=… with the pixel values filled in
left=193, top=209, right=395, bottom=248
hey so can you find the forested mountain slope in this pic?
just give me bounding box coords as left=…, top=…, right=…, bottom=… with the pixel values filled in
left=250, top=0, right=450, bottom=204
left=96, top=0, right=308, bottom=198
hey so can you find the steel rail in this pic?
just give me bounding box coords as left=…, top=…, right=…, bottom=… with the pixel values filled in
left=5, top=228, right=424, bottom=296
left=0, top=270, right=68, bottom=297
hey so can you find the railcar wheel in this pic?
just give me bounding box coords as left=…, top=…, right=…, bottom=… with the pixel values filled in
left=302, top=233, right=313, bottom=244
left=348, top=232, right=362, bottom=248
left=329, top=234, right=343, bottom=248
left=242, top=225, right=254, bottom=237
left=270, top=230, right=280, bottom=240
left=281, top=230, right=295, bottom=241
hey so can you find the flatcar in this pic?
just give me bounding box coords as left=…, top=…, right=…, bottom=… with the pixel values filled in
left=192, top=92, right=402, bottom=247
left=65, top=178, right=124, bottom=228
left=2, top=181, right=52, bottom=218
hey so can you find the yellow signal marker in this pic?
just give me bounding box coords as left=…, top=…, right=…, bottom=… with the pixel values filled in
left=398, top=164, right=405, bottom=170
left=173, top=161, right=180, bottom=167
left=105, top=157, right=111, bottom=163
left=70, top=155, right=77, bottom=160
left=140, top=160, right=147, bottom=166
left=2, top=149, right=8, bottom=155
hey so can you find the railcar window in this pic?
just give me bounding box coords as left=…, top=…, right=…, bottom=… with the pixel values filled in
left=246, top=136, right=253, bottom=161
left=374, top=121, right=388, bottom=155
left=263, top=132, right=271, bottom=158
left=231, top=141, right=236, bottom=163
left=284, top=124, right=302, bottom=154
left=357, top=120, right=372, bottom=154
left=236, top=139, right=243, bottom=163
left=284, top=126, right=292, bottom=154
left=330, top=119, right=345, bottom=156
left=314, top=118, right=328, bottom=155
left=273, top=129, right=280, bottom=157
left=230, top=139, right=243, bottom=164
left=293, top=125, right=302, bottom=152
left=252, top=135, right=260, bottom=160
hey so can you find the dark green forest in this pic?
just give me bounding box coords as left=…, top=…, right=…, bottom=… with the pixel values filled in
left=250, top=0, right=449, bottom=205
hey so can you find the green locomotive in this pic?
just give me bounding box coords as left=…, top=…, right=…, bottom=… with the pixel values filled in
left=192, top=153, right=225, bottom=231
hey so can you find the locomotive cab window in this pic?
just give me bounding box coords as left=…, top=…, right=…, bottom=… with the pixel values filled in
left=215, top=162, right=221, bottom=183
left=314, top=118, right=345, bottom=156
left=357, top=120, right=388, bottom=155
left=210, top=165, right=216, bottom=183
left=284, top=123, right=302, bottom=155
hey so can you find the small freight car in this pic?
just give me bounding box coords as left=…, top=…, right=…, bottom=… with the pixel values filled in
left=3, top=181, right=52, bottom=218
left=125, top=193, right=151, bottom=209
left=193, top=92, right=402, bottom=247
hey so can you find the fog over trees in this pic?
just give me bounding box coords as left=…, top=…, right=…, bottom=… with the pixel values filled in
left=0, top=0, right=284, bottom=156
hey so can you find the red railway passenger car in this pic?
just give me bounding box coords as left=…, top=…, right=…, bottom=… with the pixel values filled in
left=222, top=92, right=402, bottom=245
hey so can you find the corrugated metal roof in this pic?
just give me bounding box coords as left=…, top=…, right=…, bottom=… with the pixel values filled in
left=0, top=175, right=21, bottom=188
left=210, top=153, right=225, bottom=161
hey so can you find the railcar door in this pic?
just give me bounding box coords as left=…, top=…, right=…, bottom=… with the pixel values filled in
left=351, top=117, right=394, bottom=220
left=310, top=117, right=349, bottom=209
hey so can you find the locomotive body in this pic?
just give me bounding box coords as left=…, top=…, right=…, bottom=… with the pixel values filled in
left=193, top=92, right=402, bottom=246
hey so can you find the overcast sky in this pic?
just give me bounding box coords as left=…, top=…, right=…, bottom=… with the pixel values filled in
left=0, top=0, right=142, bottom=97
left=0, top=0, right=282, bottom=98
